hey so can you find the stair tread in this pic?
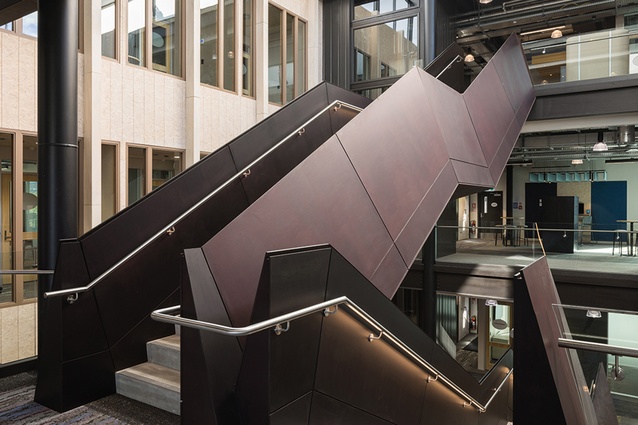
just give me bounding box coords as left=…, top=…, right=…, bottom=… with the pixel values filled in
left=148, top=334, right=180, bottom=350
left=117, top=362, right=180, bottom=392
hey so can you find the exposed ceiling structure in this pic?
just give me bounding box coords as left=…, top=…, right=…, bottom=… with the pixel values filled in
left=452, top=0, right=638, bottom=165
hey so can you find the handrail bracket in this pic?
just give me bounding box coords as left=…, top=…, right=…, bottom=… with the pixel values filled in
left=67, top=293, right=79, bottom=304
left=273, top=322, right=290, bottom=335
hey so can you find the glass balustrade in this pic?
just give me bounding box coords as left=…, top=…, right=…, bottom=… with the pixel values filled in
left=523, top=28, right=638, bottom=86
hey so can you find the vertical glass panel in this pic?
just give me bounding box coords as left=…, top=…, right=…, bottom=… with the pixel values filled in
left=152, top=150, right=182, bottom=190
left=101, top=144, right=117, bottom=221
left=102, top=0, right=117, bottom=58
left=0, top=134, right=13, bottom=303
left=201, top=0, right=218, bottom=86
left=242, top=0, right=253, bottom=96
left=223, top=0, right=235, bottom=91
left=128, top=0, right=146, bottom=66
left=268, top=4, right=282, bottom=104
left=285, top=14, right=294, bottom=102
left=353, top=16, right=419, bottom=83
left=128, top=147, right=146, bottom=205
left=153, top=0, right=182, bottom=76
left=0, top=22, right=13, bottom=31
left=354, top=86, right=388, bottom=100
left=354, top=0, right=415, bottom=20
left=296, top=19, right=306, bottom=97
left=22, top=136, right=37, bottom=300
left=488, top=304, right=511, bottom=365
left=22, top=12, right=38, bottom=37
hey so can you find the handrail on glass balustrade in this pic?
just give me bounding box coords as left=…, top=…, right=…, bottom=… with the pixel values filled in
left=44, top=100, right=364, bottom=304
left=151, top=295, right=513, bottom=413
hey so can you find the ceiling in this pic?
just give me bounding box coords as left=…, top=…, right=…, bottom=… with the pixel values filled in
left=451, top=0, right=638, bottom=165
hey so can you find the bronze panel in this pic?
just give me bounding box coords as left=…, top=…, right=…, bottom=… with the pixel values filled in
left=394, top=162, right=457, bottom=265
left=451, top=160, right=492, bottom=188
left=419, top=69, right=486, bottom=167
left=204, top=137, right=394, bottom=326
left=420, top=378, right=480, bottom=425
left=337, top=68, right=449, bottom=240
left=491, top=34, right=535, bottom=115
left=370, top=245, right=408, bottom=299
left=464, top=61, right=516, bottom=165
left=314, top=311, right=428, bottom=424
left=489, top=118, right=524, bottom=184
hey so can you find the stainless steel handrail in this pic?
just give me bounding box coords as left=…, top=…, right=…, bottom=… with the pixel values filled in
left=152, top=295, right=513, bottom=413
left=44, top=100, right=364, bottom=302
left=0, top=270, right=54, bottom=275
left=558, top=338, right=638, bottom=358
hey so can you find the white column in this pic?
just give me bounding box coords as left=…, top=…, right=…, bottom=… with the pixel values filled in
left=82, top=0, right=103, bottom=232
left=255, top=0, right=269, bottom=121
left=185, top=0, right=201, bottom=168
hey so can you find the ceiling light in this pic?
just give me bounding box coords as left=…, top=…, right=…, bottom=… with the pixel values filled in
left=571, top=159, right=583, bottom=165
left=464, top=53, right=475, bottom=62
left=586, top=310, right=602, bottom=319
left=485, top=299, right=498, bottom=306
left=593, top=141, right=608, bottom=152
left=551, top=29, right=563, bottom=38
left=479, top=0, right=493, bottom=3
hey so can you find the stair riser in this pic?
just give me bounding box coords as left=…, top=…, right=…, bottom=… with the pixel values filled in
left=147, top=343, right=180, bottom=371
left=115, top=373, right=180, bottom=415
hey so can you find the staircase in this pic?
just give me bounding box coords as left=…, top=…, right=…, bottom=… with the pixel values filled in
left=115, top=333, right=181, bottom=415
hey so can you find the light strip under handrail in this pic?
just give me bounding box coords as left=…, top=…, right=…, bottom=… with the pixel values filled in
left=151, top=296, right=513, bottom=413
left=44, top=100, right=363, bottom=301
left=0, top=270, right=54, bottom=275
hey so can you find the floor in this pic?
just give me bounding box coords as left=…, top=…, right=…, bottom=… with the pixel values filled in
left=455, top=332, right=485, bottom=380
left=0, top=371, right=179, bottom=425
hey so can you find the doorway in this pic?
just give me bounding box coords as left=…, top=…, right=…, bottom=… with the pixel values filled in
left=486, top=302, right=513, bottom=367
left=478, top=191, right=503, bottom=237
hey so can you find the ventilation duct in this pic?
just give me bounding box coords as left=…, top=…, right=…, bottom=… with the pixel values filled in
left=619, top=125, right=635, bottom=146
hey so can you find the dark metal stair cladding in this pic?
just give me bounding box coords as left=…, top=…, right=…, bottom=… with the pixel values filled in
left=230, top=245, right=513, bottom=424
left=35, top=83, right=370, bottom=412
left=199, top=34, right=535, bottom=329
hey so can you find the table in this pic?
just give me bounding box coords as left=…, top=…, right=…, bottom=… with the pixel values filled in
left=617, top=220, right=638, bottom=256
left=495, top=224, right=526, bottom=247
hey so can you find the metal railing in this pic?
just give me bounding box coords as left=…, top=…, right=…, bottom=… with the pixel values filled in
left=152, top=295, right=513, bottom=413
left=44, top=100, right=364, bottom=303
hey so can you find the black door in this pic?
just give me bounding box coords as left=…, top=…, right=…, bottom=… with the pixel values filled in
left=478, top=191, right=503, bottom=235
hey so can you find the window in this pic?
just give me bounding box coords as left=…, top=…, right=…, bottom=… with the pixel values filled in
left=102, top=144, right=118, bottom=220
left=268, top=4, right=307, bottom=105
left=200, top=0, right=254, bottom=95
left=102, top=0, right=117, bottom=58
left=22, top=11, right=38, bottom=37
left=0, top=22, right=13, bottom=31
left=353, top=16, right=419, bottom=83
left=127, top=146, right=183, bottom=205
left=128, top=0, right=183, bottom=77
left=354, top=0, right=416, bottom=20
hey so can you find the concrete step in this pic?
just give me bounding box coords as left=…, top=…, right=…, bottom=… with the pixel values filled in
left=147, top=334, right=180, bottom=371
left=116, top=362, right=180, bottom=415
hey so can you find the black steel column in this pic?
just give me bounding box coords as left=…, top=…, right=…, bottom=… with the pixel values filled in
left=37, top=0, right=78, bottom=330
left=421, top=234, right=436, bottom=340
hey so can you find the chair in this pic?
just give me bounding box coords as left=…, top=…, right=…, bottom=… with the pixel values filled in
left=613, top=228, right=629, bottom=256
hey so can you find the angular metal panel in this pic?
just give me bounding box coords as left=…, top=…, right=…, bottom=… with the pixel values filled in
left=370, top=245, right=408, bottom=298
left=419, top=69, right=486, bottom=166
left=309, top=391, right=393, bottom=425
left=491, top=34, right=535, bottom=117
left=488, top=118, right=525, bottom=184
left=270, top=392, right=313, bottom=424
left=420, top=377, right=481, bottom=425
left=451, top=161, right=492, bottom=188
left=204, top=137, right=395, bottom=327
left=58, top=350, right=116, bottom=412
left=337, top=69, right=449, bottom=240
left=314, top=312, right=428, bottom=424
left=464, top=61, right=516, bottom=165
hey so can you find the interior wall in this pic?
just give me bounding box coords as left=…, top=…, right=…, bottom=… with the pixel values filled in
left=606, top=162, right=638, bottom=220
left=557, top=181, right=591, bottom=214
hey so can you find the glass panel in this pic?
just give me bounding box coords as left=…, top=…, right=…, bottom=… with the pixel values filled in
left=22, top=136, right=37, bottom=301
left=353, top=16, right=419, bottom=83
left=285, top=13, right=294, bottom=102
left=354, top=0, right=416, bottom=19
left=488, top=303, right=511, bottom=365
left=0, top=22, right=13, bottom=31
left=0, top=134, right=13, bottom=304
left=101, top=144, right=117, bottom=221
left=242, top=0, right=253, bottom=96
left=128, top=0, right=146, bottom=66
left=102, top=0, right=117, bottom=58
left=223, top=0, right=235, bottom=91
left=22, top=11, right=38, bottom=37
left=152, top=150, right=182, bottom=190
left=268, top=4, right=282, bottom=104
left=152, top=0, right=182, bottom=76
left=201, top=0, right=218, bottom=86
left=128, top=147, right=146, bottom=205
left=353, top=86, right=388, bottom=100
left=296, top=19, right=306, bottom=96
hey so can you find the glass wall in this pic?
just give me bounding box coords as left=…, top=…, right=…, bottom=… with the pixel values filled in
left=102, top=0, right=117, bottom=58
left=353, top=17, right=419, bottom=83
left=102, top=144, right=117, bottom=220
left=242, top=0, right=253, bottom=96
left=152, top=0, right=182, bottom=76
left=128, top=0, right=146, bottom=66
left=21, top=12, right=38, bottom=38
left=200, top=0, right=219, bottom=87
left=152, top=150, right=182, bottom=190
left=268, top=4, right=306, bottom=105
left=223, top=0, right=235, bottom=91
left=354, top=0, right=416, bottom=20
left=128, top=146, right=146, bottom=205
left=0, top=135, right=13, bottom=305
